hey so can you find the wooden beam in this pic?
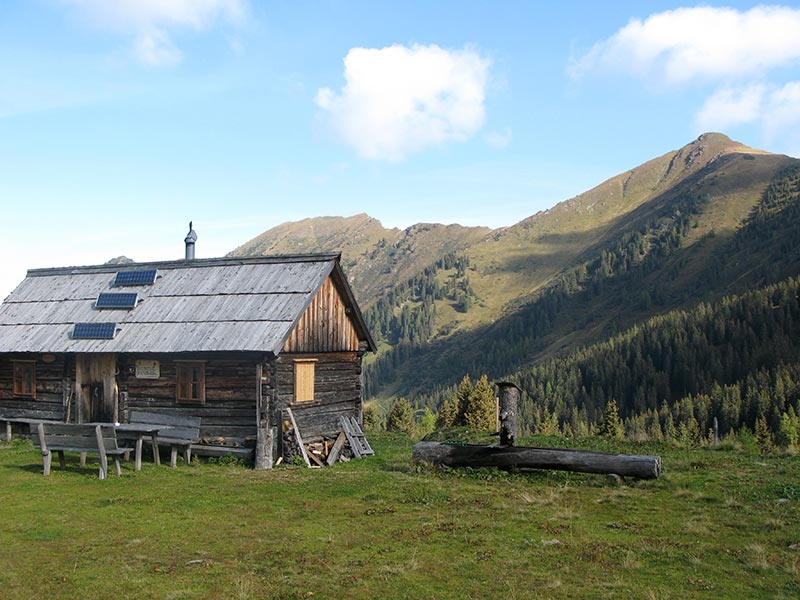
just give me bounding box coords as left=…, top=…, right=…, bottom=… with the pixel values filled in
left=326, top=432, right=347, bottom=466
left=412, top=442, right=662, bottom=480
left=285, top=408, right=311, bottom=467
left=254, top=362, right=273, bottom=470
left=307, top=449, right=325, bottom=467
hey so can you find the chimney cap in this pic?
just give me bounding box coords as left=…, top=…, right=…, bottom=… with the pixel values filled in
left=184, top=221, right=197, bottom=244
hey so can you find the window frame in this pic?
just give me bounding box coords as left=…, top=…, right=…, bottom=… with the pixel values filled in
left=292, top=358, right=318, bottom=403
left=176, top=361, right=206, bottom=404
left=13, top=360, right=36, bottom=398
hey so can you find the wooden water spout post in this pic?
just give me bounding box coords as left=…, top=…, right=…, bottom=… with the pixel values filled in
left=496, top=381, right=520, bottom=447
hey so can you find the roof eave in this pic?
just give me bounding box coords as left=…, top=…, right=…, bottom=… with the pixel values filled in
left=330, top=259, right=377, bottom=353
left=24, top=253, right=344, bottom=278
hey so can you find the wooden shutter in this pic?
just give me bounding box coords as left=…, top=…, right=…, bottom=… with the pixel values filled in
left=293, top=359, right=318, bottom=402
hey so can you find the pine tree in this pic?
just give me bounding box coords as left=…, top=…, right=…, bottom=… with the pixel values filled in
left=454, top=375, right=473, bottom=426
left=597, top=399, right=625, bottom=441
left=755, top=415, right=774, bottom=454
left=663, top=410, right=678, bottom=444
left=678, top=416, right=701, bottom=449
left=386, top=398, right=417, bottom=436
left=436, top=398, right=456, bottom=429
left=417, top=407, right=436, bottom=436
left=362, top=403, right=380, bottom=432
left=463, top=374, right=497, bottom=431
left=535, top=407, right=560, bottom=435
left=776, top=411, right=799, bottom=450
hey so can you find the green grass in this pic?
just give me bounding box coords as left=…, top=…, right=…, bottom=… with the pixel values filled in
left=1, top=433, right=798, bottom=599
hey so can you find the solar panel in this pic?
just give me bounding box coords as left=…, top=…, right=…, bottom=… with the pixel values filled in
left=95, top=292, right=138, bottom=309
left=114, top=269, right=158, bottom=286
left=72, top=322, right=117, bottom=339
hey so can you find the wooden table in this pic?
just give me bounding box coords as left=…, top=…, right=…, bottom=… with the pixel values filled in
left=115, top=423, right=162, bottom=470
left=1, top=417, right=59, bottom=441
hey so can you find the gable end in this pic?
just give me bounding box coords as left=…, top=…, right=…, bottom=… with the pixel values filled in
left=282, top=276, right=361, bottom=353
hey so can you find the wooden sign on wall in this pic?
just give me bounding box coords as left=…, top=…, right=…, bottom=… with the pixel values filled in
left=135, top=360, right=160, bottom=379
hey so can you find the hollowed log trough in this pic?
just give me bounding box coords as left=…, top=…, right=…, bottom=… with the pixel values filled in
left=412, top=442, right=662, bottom=480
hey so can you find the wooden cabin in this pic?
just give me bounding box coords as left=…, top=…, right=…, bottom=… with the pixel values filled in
left=0, top=248, right=376, bottom=465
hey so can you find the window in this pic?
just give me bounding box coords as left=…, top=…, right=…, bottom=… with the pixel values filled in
left=13, top=361, right=36, bottom=398
left=176, top=362, right=205, bottom=404
left=293, top=358, right=318, bottom=402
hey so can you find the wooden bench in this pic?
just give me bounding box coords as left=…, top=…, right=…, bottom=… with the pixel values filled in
left=32, top=422, right=132, bottom=479
left=128, top=411, right=201, bottom=467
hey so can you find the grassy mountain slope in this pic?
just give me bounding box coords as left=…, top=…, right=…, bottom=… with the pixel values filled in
left=231, top=133, right=800, bottom=407
left=465, top=133, right=777, bottom=322
left=374, top=144, right=798, bottom=401
left=228, top=213, right=490, bottom=302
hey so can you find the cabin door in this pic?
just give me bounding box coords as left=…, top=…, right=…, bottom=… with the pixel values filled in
left=75, top=354, right=118, bottom=423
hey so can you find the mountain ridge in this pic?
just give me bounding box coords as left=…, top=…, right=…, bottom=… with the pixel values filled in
left=231, top=132, right=800, bottom=404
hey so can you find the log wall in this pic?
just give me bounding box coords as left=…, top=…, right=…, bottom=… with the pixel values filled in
left=118, top=353, right=262, bottom=441
left=273, top=351, right=363, bottom=438
left=0, top=354, right=68, bottom=420
left=0, top=348, right=365, bottom=447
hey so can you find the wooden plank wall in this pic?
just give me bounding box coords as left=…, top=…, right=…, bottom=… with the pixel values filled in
left=274, top=352, right=362, bottom=438
left=118, top=353, right=260, bottom=441
left=0, top=355, right=68, bottom=420
left=0, top=349, right=363, bottom=444
left=282, top=277, right=360, bottom=353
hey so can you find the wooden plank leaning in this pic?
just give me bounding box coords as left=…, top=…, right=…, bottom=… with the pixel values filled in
left=35, top=423, right=52, bottom=476
left=339, top=416, right=361, bottom=458
left=325, top=431, right=347, bottom=466
left=339, top=416, right=373, bottom=458
left=285, top=408, right=311, bottom=467
left=95, top=424, right=109, bottom=480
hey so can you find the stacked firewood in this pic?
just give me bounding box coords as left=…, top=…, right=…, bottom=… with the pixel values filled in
left=281, top=417, right=353, bottom=467
left=281, top=424, right=302, bottom=463
left=198, top=436, right=245, bottom=447
left=279, top=409, right=372, bottom=467
left=303, top=433, right=353, bottom=467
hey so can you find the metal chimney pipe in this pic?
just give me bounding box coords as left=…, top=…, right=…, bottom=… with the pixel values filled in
left=184, top=221, right=197, bottom=260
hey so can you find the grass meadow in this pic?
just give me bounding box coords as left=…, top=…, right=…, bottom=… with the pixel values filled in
left=1, top=432, right=798, bottom=599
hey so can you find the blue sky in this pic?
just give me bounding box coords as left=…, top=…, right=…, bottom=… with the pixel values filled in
left=1, top=1, right=800, bottom=300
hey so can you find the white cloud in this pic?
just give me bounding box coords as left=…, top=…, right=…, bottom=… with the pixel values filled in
left=571, top=6, right=800, bottom=84
left=693, top=81, right=800, bottom=155
left=134, top=30, right=183, bottom=67
left=485, top=128, right=512, bottom=149
left=765, top=81, right=800, bottom=133
left=695, top=85, right=766, bottom=131
left=63, top=0, right=247, bottom=66
left=65, top=0, right=246, bottom=30
left=316, top=44, right=491, bottom=160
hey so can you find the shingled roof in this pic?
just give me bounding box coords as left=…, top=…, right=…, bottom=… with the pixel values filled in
left=0, top=254, right=375, bottom=354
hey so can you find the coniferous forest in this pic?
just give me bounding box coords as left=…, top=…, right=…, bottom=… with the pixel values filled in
left=235, top=135, right=800, bottom=450
left=516, top=276, right=800, bottom=442
left=366, top=164, right=800, bottom=448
